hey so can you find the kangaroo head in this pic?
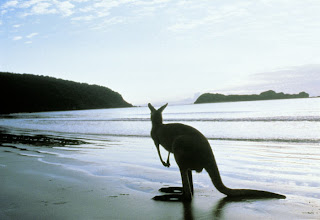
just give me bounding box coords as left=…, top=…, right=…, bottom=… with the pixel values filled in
left=148, top=103, right=168, bottom=125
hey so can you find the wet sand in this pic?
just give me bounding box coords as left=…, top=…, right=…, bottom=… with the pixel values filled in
left=1, top=135, right=320, bottom=219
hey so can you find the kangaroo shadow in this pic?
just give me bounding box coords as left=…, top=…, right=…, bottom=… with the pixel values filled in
left=182, top=201, right=194, bottom=220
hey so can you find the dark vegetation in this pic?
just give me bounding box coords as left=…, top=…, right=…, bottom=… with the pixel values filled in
left=0, top=72, right=133, bottom=114
left=195, top=90, right=309, bottom=104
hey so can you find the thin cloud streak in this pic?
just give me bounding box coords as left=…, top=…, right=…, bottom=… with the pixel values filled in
left=13, top=36, right=22, bottom=40
left=26, top=32, right=38, bottom=38
left=1, top=0, right=171, bottom=25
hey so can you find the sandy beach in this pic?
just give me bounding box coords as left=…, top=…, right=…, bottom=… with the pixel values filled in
left=1, top=133, right=319, bottom=220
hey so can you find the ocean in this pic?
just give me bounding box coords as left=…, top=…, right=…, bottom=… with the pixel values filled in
left=1, top=98, right=319, bottom=200
left=1, top=98, right=319, bottom=143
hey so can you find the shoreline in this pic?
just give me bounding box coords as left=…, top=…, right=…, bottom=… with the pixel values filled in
left=1, top=135, right=320, bottom=219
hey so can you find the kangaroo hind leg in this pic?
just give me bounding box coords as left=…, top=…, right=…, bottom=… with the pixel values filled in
left=153, top=169, right=192, bottom=202
left=180, top=168, right=193, bottom=201
left=159, top=170, right=193, bottom=194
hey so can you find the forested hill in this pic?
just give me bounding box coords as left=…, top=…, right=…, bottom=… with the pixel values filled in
left=0, top=72, right=133, bottom=114
left=194, top=90, right=309, bottom=104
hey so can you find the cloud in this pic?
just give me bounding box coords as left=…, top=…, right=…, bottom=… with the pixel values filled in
left=26, top=32, right=38, bottom=38
left=167, top=1, right=250, bottom=32
left=91, top=17, right=127, bottom=30
left=1, top=1, right=119, bottom=21
left=166, top=0, right=320, bottom=43
left=24, top=2, right=57, bottom=16
left=1, top=0, right=18, bottom=8
left=1, top=0, right=172, bottom=29
left=71, top=14, right=94, bottom=21
left=71, top=0, right=89, bottom=2
left=70, top=0, right=172, bottom=28
left=20, top=0, right=48, bottom=8
left=216, top=64, right=320, bottom=96
left=13, top=36, right=22, bottom=40
left=54, top=0, right=75, bottom=17
left=4, top=0, right=319, bottom=42
left=10, top=33, right=39, bottom=43
left=5, top=0, right=75, bottom=17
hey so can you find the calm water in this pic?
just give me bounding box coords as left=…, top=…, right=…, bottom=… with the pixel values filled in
left=1, top=98, right=320, bottom=200
left=1, top=98, right=319, bottom=143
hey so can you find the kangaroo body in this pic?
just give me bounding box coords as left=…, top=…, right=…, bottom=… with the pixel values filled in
left=148, top=103, right=285, bottom=201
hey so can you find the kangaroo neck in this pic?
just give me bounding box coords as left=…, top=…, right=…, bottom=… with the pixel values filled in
left=151, top=121, right=163, bottom=130
left=151, top=111, right=164, bottom=128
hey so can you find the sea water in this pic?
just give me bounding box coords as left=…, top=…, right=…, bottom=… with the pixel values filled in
left=1, top=98, right=319, bottom=142
left=0, top=98, right=319, bottom=200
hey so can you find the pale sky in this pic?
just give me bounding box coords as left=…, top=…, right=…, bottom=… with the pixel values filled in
left=1, top=0, right=320, bottom=105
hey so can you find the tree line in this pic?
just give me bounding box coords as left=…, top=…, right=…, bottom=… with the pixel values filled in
left=194, top=90, right=309, bottom=104
left=0, top=72, right=132, bottom=114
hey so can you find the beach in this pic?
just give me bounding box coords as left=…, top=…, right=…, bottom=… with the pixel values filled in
left=1, top=99, right=320, bottom=219
left=1, top=134, right=319, bottom=219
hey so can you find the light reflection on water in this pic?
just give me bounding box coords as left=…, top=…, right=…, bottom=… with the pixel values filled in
left=1, top=98, right=320, bottom=143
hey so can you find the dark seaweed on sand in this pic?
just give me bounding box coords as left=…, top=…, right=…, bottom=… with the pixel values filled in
left=0, top=132, right=86, bottom=147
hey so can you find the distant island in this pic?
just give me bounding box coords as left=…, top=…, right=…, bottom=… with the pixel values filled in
left=0, top=72, right=133, bottom=114
left=194, top=90, right=309, bottom=104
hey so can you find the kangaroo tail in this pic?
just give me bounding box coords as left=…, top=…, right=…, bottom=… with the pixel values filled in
left=205, top=158, right=286, bottom=199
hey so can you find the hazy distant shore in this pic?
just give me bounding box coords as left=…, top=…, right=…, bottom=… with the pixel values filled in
left=195, top=90, right=310, bottom=104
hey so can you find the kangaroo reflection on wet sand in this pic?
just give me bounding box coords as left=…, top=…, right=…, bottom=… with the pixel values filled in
left=180, top=196, right=277, bottom=220
left=148, top=103, right=285, bottom=201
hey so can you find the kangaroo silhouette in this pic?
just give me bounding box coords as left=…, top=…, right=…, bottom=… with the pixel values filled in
left=148, top=103, right=285, bottom=201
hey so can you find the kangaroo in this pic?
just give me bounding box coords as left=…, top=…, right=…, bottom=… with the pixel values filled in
left=148, top=103, right=285, bottom=201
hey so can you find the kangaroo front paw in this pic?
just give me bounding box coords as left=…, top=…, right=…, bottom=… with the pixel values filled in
left=162, top=161, right=170, bottom=167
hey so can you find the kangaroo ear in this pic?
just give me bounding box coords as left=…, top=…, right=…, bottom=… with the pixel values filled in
left=158, top=103, right=168, bottom=112
left=148, top=103, right=156, bottom=112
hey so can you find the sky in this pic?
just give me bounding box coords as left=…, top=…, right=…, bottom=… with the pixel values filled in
left=1, top=0, right=320, bottom=105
